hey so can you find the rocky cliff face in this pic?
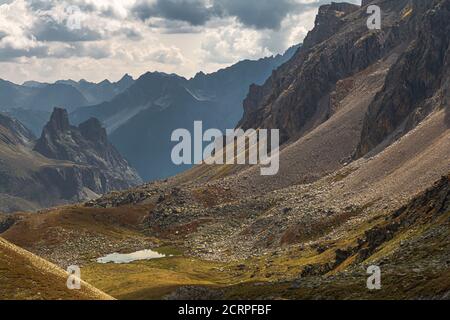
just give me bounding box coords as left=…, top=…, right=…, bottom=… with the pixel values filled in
left=356, top=0, right=450, bottom=157
left=237, top=0, right=442, bottom=150
left=0, top=113, right=35, bottom=147
left=302, top=3, right=360, bottom=49
left=34, top=108, right=142, bottom=192
left=0, top=110, right=142, bottom=213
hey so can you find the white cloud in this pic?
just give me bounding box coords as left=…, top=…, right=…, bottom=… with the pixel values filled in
left=148, top=46, right=185, bottom=64
left=199, top=18, right=271, bottom=64
left=199, top=7, right=318, bottom=65
left=0, top=0, right=38, bottom=51
left=0, top=0, right=351, bottom=83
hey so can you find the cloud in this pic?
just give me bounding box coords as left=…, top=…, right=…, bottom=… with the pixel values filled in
left=198, top=6, right=318, bottom=64
left=29, top=1, right=110, bottom=42
left=145, top=17, right=204, bottom=34
left=0, top=0, right=49, bottom=61
left=212, top=0, right=297, bottom=30
left=148, top=46, right=184, bottom=64
left=48, top=42, right=113, bottom=59
left=115, top=27, right=143, bottom=40
left=132, top=0, right=298, bottom=30
left=212, top=0, right=363, bottom=30
left=0, top=43, right=48, bottom=61
left=33, top=17, right=103, bottom=42
left=113, top=42, right=185, bottom=65
left=200, top=20, right=271, bottom=64
left=133, top=0, right=211, bottom=26
left=132, top=0, right=352, bottom=31
left=0, top=0, right=358, bottom=83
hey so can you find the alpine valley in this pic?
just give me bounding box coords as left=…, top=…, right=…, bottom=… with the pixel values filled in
left=0, top=0, right=449, bottom=300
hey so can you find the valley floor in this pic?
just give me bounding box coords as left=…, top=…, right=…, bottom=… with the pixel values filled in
left=1, top=170, right=449, bottom=300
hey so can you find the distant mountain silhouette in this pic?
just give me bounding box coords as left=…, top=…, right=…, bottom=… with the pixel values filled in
left=0, top=80, right=87, bottom=112
left=0, top=75, right=135, bottom=137
left=55, top=74, right=134, bottom=105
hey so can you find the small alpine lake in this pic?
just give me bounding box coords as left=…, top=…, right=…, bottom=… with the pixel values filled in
left=97, top=249, right=167, bottom=264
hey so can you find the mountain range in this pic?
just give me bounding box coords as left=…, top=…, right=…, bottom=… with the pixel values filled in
left=0, top=75, right=135, bottom=136
left=1, top=47, right=298, bottom=182
left=0, top=45, right=299, bottom=210
left=71, top=45, right=299, bottom=181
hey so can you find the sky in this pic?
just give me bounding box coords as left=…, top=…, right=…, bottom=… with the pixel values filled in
left=0, top=0, right=360, bottom=84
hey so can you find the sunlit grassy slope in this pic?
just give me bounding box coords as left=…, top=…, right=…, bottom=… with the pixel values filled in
left=0, top=237, right=112, bottom=300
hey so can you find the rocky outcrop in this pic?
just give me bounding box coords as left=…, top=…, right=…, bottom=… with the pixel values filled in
left=0, top=112, right=35, bottom=147
left=0, top=215, right=18, bottom=233
left=356, top=0, right=450, bottom=157
left=302, top=3, right=359, bottom=49
left=34, top=108, right=142, bottom=193
left=0, top=110, right=142, bottom=213
left=237, top=0, right=423, bottom=145
left=355, top=172, right=450, bottom=262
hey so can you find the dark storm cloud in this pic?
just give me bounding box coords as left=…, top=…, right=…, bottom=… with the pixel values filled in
left=132, top=0, right=295, bottom=29
left=132, top=0, right=352, bottom=30
left=147, top=19, right=202, bottom=34
left=211, top=0, right=361, bottom=29
left=0, top=45, right=49, bottom=61
left=133, top=0, right=212, bottom=26
left=212, top=0, right=297, bottom=30
left=32, top=17, right=103, bottom=42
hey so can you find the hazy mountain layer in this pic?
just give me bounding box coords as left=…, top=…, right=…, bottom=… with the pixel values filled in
left=0, top=75, right=135, bottom=136
left=0, top=80, right=87, bottom=112
left=71, top=46, right=299, bottom=181
left=55, top=74, right=135, bottom=106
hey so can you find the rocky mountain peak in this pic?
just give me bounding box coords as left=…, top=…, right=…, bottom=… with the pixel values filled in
left=320, top=2, right=359, bottom=14
left=238, top=0, right=438, bottom=147
left=119, top=73, right=133, bottom=82
left=303, top=2, right=359, bottom=49
left=46, top=107, right=70, bottom=133
left=1, top=108, right=142, bottom=213
left=79, top=117, right=107, bottom=144
left=33, top=107, right=142, bottom=194
left=99, top=79, right=112, bottom=86
left=355, top=0, right=450, bottom=157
